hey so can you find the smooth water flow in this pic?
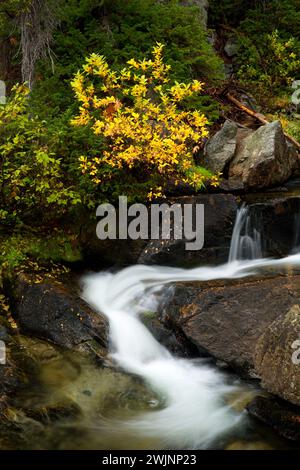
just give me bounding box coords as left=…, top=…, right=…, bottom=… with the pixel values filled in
left=81, top=205, right=300, bottom=449
left=229, top=205, right=262, bottom=262
left=82, top=269, right=241, bottom=449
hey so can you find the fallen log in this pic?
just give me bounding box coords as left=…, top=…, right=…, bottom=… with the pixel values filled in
left=227, top=93, right=300, bottom=151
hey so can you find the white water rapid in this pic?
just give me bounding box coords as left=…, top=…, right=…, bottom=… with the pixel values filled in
left=81, top=206, right=300, bottom=449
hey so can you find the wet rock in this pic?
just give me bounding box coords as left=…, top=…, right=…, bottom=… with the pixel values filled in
left=24, top=400, right=82, bottom=424
left=166, top=275, right=300, bottom=378
left=138, top=193, right=238, bottom=267
left=0, top=408, right=46, bottom=450
left=247, top=395, right=300, bottom=441
left=0, top=319, right=25, bottom=415
left=242, top=196, right=300, bottom=258
left=254, top=304, right=300, bottom=406
left=81, top=194, right=238, bottom=268
left=204, top=120, right=238, bottom=174
left=79, top=218, right=147, bottom=268
left=226, top=440, right=273, bottom=450
left=141, top=312, right=194, bottom=356
left=229, top=121, right=298, bottom=189
left=7, top=274, right=107, bottom=361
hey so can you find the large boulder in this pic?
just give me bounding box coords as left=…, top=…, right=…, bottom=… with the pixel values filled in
left=254, top=304, right=300, bottom=406
left=7, top=274, right=108, bottom=361
left=229, top=121, right=298, bottom=189
left=165, top=275, right=300, bottom=379
left=203, top=120, right=238, bottom=174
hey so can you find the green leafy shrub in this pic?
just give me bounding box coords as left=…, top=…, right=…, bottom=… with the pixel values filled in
left=236, top=30, right=300, bottom=93
left=209, top=0, right=300, bottom=107
left=0, top=84, right=81, bottom=226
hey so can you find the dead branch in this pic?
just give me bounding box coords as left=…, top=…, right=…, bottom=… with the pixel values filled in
left=227, top=93, right=300, bottom=151
left=18, top=0, right=59, bottom=90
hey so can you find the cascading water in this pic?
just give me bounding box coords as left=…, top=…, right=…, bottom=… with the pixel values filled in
left=228, top=204, right=262, bottom=262
left=81, top=206, right=300, bottom=449
left=82, top=268, right=242, bottom=449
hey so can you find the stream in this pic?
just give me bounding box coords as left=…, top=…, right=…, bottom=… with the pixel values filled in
left=4, top=204, right=300, bottom=450
left=79, top=205, right=300, bottom=450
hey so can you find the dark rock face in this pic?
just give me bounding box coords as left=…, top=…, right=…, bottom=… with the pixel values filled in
left=8, top=274, right=107, bottom=361
left=166, top=275, right=300, bottom=378
left=0, top=319, right=27, bottom=416
left=229, top=121, right=298, bottom=189
left=80, top=194, right=238, bottom=268
left=254, top=304, right=300, bottom=406
left=142, top=313, right=196, bottom=357
left=247, top=396, right=300, bottom=441
left=138, top=194, right=238, bottom=267
left=242, top=197, right=300, bottom=258
left=80, top=219, right=147, bottom=268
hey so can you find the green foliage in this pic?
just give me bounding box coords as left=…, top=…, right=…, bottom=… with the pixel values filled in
left=31, top=0, right=223, bottom=117
left=209, top=0, right=300, bottom=107
left=0, top=231, right=80, bottom=292
left=209, top=0, right=300, bottom=35
left=0, top=84, right=81, bottom=226
left=237, top=30, right=300, bottom=92
left=71, top=44, right=220, bottom=202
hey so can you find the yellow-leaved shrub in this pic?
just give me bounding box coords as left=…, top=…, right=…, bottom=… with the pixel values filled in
left=71, top=43, right=220, bottom=201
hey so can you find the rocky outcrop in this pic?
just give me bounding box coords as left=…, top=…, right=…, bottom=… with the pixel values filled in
left=254, top=304, right=300, bottom=406
left=229, top=121, right=298, bottom=189
left=204, top=120, right=238, bottom=174
left=240, top=196, right=300, bottom=258
left=224, top=37, right=239, bottom=57
left=79, top=218, right=147, bottom=268
left=80, top=194, right=238, bottom=268
left=138, top=193, right=238, bottom=267
left=165, top=275, right=300, bottom=379
left=7, top=274, right=108, bottom=361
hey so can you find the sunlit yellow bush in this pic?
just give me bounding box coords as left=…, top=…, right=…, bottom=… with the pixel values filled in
left=71, top=43, right=219, bottom=201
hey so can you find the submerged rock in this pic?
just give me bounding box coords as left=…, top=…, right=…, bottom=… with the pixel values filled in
left=7, top=274, right=107, bottom=361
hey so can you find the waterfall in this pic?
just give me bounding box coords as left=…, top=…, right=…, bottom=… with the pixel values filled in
left=81, top=208, right=300, bottom=449
left=229, top=205, right=262, bottom=262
